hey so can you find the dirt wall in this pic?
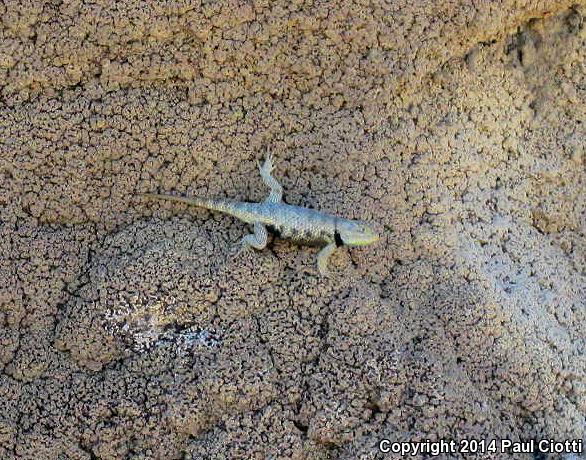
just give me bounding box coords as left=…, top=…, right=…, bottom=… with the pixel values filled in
left=1, top=1, right=585, bottom=459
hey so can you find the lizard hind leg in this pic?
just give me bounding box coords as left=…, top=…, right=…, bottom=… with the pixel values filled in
left=235, top=221, right=268, bottom=256
left=258, top=154, right=283, bottom=203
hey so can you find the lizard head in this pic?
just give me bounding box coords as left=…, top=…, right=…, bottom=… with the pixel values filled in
left=336, top=220, right=380, bottom=247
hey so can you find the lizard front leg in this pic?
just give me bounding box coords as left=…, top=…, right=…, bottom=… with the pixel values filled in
left=317, top=242, right=337, bottom=275
left=258, top=154, right=283, bottom=204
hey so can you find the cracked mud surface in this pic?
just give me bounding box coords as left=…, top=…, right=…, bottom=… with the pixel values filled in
left=1, top=1, right=585, bottom=459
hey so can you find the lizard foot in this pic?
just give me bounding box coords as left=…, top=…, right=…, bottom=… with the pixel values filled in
left=230, top=241, right=251, bottom=259
left=258, top=153, right=274, bottom=175
left=317, top=242, right=336, bottom=277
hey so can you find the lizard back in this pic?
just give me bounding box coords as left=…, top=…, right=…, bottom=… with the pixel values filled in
left=253, top=202, right=338, bottom=245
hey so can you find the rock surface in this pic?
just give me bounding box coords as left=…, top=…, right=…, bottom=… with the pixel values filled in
left=1, top=1, right=585, bottom=458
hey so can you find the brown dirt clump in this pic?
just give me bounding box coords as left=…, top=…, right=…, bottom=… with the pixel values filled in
left=1, top=1, right=585, bottom=459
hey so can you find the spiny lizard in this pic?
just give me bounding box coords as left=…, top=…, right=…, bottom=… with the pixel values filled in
left=142, top=156, right=379, bottom=274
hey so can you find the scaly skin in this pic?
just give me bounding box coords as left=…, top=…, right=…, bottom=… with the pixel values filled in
left=143, top=156, right=379, bottom=274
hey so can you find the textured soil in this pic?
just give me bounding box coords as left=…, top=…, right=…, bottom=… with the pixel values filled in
left=1, top=1, right=585, bottom=459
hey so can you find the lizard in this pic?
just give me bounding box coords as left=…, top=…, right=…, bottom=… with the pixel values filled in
left=142, top=155, right=379, bottom=275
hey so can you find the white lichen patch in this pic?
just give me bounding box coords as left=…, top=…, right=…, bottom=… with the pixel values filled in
left=104, top=291, right=179, bottom=352
left=55, top=219, right=222, bottom=361
left=103, top=290, right=222, bottom=352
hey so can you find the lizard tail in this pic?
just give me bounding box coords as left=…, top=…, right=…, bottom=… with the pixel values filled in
left=141, top=193, right=240, bottom=215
